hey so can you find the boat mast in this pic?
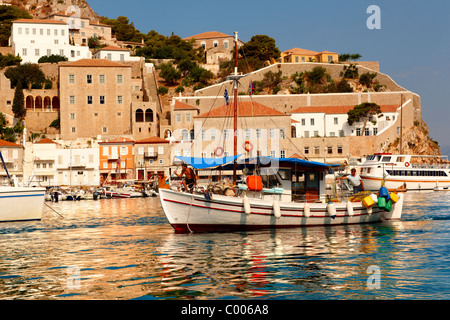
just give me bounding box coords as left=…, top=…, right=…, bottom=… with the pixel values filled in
left=399, top=94, right=403, bottom=154
left=233, top=31, right=238, bottom=184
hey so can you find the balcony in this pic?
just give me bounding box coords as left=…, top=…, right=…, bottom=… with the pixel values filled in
left=144, top=152, right=157, bottom=158
left=108, top=155, right=119, bottom=160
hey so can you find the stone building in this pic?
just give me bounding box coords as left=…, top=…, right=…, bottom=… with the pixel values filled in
left=59, top=59, right=132, bottom=139
left=134, top=136, right=171, bottom=181
left=10, top=19, right=91, bottom=63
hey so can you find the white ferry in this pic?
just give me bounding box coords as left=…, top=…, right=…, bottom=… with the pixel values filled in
left=359, top=153, right=450, bottom=191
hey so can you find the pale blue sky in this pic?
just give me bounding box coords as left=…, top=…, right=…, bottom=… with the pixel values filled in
left=88, top=0, right=450, bottom=151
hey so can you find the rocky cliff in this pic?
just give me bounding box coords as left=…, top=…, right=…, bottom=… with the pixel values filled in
left=8, top=0, right=98, bottom=22
left=385, top=119, right=441, bottom=156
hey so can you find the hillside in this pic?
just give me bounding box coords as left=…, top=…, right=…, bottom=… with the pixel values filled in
left=7, top=0, right=98, bottom=21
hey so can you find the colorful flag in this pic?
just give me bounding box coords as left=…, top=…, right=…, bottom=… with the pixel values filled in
left=224, top=89, right=229, bottom=105
left=249, top=80, right=255, bottom=95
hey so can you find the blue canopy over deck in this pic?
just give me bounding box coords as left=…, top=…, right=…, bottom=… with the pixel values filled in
left=174, top=154, right=243, bottom=170
left=220, top=156, right=340, bottom=171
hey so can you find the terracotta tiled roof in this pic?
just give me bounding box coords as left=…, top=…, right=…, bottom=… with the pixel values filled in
left=290, top=105, right=399, bottom=114
left=99, top=137, right=134, bottom=144
left=174, top=101, right=199, bottom=111
left=0, top=139, right=22, bottom=147
left=96, top=45, right=129, bottom=52
left=184, top=31, right=232, bottom=40
left=13, top=18, right=66, bottom=25
left=283, top=48, right=319, bottom=56
left=317, top=50, right=338, bottom=55
left=34, top=138, right=58, bottom=144
left=197, top=101, right=288, bottom=118
left=60, top=59, right=131, bottom=68
left=135, top=137, right=170, bottom=144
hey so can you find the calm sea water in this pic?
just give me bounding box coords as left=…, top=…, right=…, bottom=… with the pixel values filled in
left=0, top=191, right=448, bottom=300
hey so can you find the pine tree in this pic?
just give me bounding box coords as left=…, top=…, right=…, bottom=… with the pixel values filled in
left=12, top=82, right=26, bottom=121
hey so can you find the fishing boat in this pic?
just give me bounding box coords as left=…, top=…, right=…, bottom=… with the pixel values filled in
left=158, top=32, right=404, bottom=233
left=358, top=153, right=450, bottom=191
left=0, top=152, right=45, bottom=222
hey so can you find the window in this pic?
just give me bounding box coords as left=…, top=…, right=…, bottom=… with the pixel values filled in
left=99, top=74, right=105, bottom=83
left=280, top=150, right=286, bottom=158
left=99, top=96, right=105, bottom=104
left=337, top=146, right=343, bottom=154
left=224, top=129, right=230, bottom=140
left=25, top=28, right=29, bottom=35
left=327, top=146, right=333, bottom=154
left=310, top=119, right=315, bottom=125
left=116, top=74, right=123, bottom=84
left=71, top=126, right=76, bottom=133
left=158, top=146, right=164, bottom=155
left=59, top=49, right=64, bottom=56
left=328, top=55, right=333, bottom=62
left=102, top=127, right=108, bottom=133
left=185, top=113, right=191, bottom=122
left=181, top=129, right=189, bottom=141
left=47, top=29, right=50, bottom=35
left=70, top=113, right=75, bottom=120
left=54, top=29, right=58, bottom=36
left=40, top=29, right=43, bottom=35
left=117, top=96, right=123, bottom=104
left=269, top=128, right=275, bottom=139
left=256, top=128, right=262, bottom=139
left=314, top=146, right=320, bottom=155
left=373, top=128, right=378, bottom=135
left=301, top=119, right=306, bottom=126
left=295, top=56, right=299, bottom=62
left=87, top=75, right=92, bottom=84
left=356, top=128, right=361, bottom=136
left=120, top=147, right=128, bottom=155
left=245, top=129, right=251, bottom=139
left=69, top=96, right=75, bottom=104
left=304, top=131, right=310, bottom=138
left=210, top=129, right=216, bottom=141
left=159, top=159, right=164, bottom=165
left=22, top=48, right=27, bottom=56
left=47, top=49, right=51, bottom=56
left=87, top=96, right=93, bottom=104
left=18, top=27, right=22, bottom=35
left=314, top=131, right=319, bottom=137
left=270, top=150, right=276, bottom=157
left=54, top=39, right=59, bottom=45
left=364, top=128, right=370, bottom=136
left=329, top=132, right=335, bottom=137
left=280, top=128, right=286, bottom=139
left=69, top=74, right=75, bottom=84
left=32, top=28, right=36, bottom=35
left=103, top=162, right=108, bottom=169
left=304, top=147, right=310, bottom=154
left=61, top=29, right=65, bottom=36
left=334, top=117, right=338, bottom=125
left=176, top=114, right=182, bottom=122
left=107, top=53, right=112, bottom=60
left=339, top=130, right=345, bottom=137
left=224, top=41, right=229, bottom=49
left=120, top=54, right=124, bottom=61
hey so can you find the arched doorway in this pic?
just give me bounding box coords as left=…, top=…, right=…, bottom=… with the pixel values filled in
left=145, top=109, right=153, bottom=122
left=35, top=96, right=43, bottom=110
left=135, top=109, right=144, bottom=122
left=52, top=97, right=60, bottom=110
left=44, top=96, right=51, bottom=110
left=26, top=96, right=34, bottom=109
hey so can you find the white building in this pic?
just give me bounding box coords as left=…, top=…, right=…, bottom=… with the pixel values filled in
left=28, top=138, right=100, bottom=187
left=290, top=105, right=399, bottom=138
left=93, top=45, right=141, bottom=62
left=10, top=19, right=91, bottom=63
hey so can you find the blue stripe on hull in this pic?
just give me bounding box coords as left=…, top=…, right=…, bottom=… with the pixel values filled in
left=0, top=194, right=45, bottom=199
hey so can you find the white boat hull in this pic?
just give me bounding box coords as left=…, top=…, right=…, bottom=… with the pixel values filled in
left=159, top=189, right=403, bottom=233
left=0, top=187, right=46, bottom=222
left=362, top=175, right=450, bottom=191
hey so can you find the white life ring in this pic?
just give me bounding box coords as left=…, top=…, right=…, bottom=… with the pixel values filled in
left=404, top=162, right=410, bottom=167
left=214, top=147, right=224, bottom=157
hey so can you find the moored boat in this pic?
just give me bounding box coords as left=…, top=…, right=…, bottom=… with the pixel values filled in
left=358, top=153, right=450, bottom=191
left=0, top=186, right=46, bottom=222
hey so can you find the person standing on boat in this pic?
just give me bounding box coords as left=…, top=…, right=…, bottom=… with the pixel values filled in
left=338, top=168, right=365, bottom=193
left=175, top=163, right=196, bottom=192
